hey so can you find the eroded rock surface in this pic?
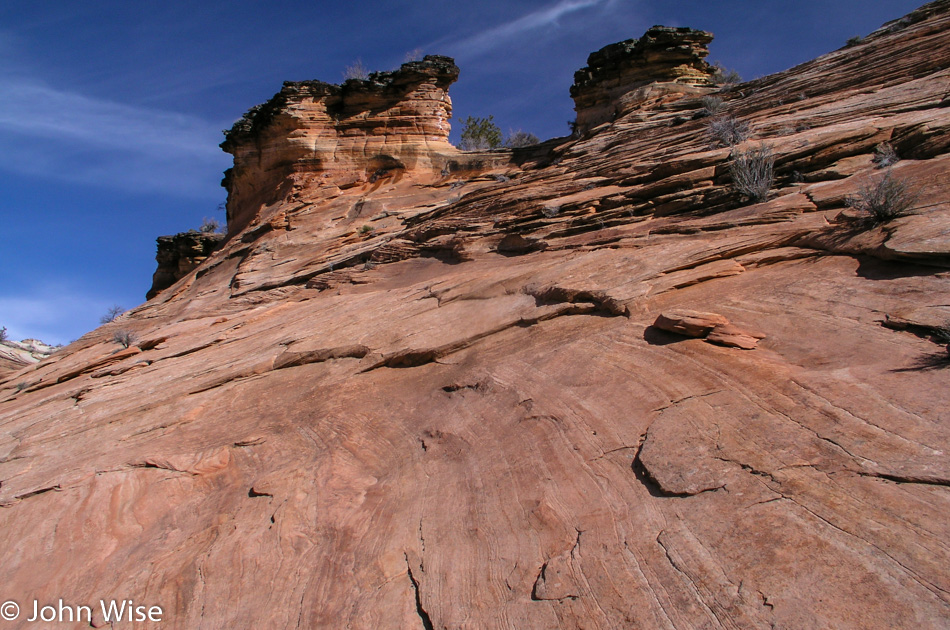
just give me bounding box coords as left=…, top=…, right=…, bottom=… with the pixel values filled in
left=2, top=4, right=950, bottom=629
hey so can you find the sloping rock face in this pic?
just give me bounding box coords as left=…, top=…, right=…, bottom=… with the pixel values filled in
left=147, top=231, right=225, bottom=299
left=2, top=4, right=950, bottom=629
left=571, top=26, right=715, bottom=134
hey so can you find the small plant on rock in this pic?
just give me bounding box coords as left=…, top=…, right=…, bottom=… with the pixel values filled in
left=699, top=95, right=726, bottom=117
left=458, top=115, right=503, bottom=151
left=359, top=224, right=374, bottom=235
left=872, top=142, right=899, bottom=168
left=100, top=305, right=125, bottom=324
left=199, top=217, right=223, bottom=233
left=711, top=62, right=741, bottom=87
left=847, top=170, right=918, bottom=224
left=343, top=58, right=369, bottom=81
left=112, top=330, right=137, bottom=349
left=505, top=130, right=540, bottom=148
left=707, top=115, right=752, bottom=147
left=0, top=326, right=7, bottom=342
left=730, top=144, right=775, bottom=203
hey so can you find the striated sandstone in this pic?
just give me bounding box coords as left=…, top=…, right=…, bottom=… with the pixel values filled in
left=0, top=339, right=57, bottom=378
left=2, top=3, right=950, bottom=629
left=571, top=26, right=715, bottom=134
left=220, top=55, right=509, bottom=237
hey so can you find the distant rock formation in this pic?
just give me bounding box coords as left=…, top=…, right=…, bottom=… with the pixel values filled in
left=147, top=231, right=225, bottom=299
left=0, top=338, right=57, bottom=377
left=571, top=26, right=715, bottom=134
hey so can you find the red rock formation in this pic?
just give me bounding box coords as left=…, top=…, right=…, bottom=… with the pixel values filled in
left=2, top=3, right=950, bottom=629
left=220, top=55, right=506, bottom=237
left=571, top=26, right=715, bottom=134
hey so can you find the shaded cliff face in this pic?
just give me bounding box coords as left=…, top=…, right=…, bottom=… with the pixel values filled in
left=147, top=231, right=225, bottom=300
left=2, top=3, right=950, bottom=629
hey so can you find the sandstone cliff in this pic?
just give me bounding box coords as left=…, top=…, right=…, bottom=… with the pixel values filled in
left=1, top=3, right=949, bottom=629
left=571, top=26, right=715, bottom=134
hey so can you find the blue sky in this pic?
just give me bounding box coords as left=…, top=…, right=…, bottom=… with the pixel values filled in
left=0, top=0, right=925, bottom=344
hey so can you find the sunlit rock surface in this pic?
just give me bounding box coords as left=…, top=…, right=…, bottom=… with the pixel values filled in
left=2, top=3, right=949, bottom=628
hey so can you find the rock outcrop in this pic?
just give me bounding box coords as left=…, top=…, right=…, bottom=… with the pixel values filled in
left=147, top=230, right=225, bottom=299
left=220, top=55, right=507, bottom=237
left=571, top=26, right=715, bottom=134
left=2, top=3, right=950, bottom=629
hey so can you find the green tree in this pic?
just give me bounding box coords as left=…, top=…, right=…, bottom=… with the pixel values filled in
left=459, top=116, right=502, bottom=151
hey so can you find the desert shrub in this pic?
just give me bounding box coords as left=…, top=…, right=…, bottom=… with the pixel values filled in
left=711, top=63, right=741, bottom=86
left=112, top=330, right=137, bottom=349
left=730, top=144, right=775, bottom=203
left=343, top=58, right=369, bottom=81
left=403, top=48, right=424, bottom=63
left=707, top=115, right=752, bottom=147
left=873, top=142, right=899, bottom=168
left=458, top=116, right=502, bottom=151
left=847, top=170, right=918, bottom=223
left=359, top=224, right=374, bottom=234
left=199, top=217, right=223, bottom=233
left=505, top=130, right=540, bottom=148
left=699, top=95, right=726, bottom=117
left=846, top=36, right=864, bottom=47
left=0, top=326, right=7, bottom=342
left=100, top=305, right=125, bottom=324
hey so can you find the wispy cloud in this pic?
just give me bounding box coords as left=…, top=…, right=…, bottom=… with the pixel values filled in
left=0, top=75, right=229, bottom=197
left=437, top=0, right=610, bottom=58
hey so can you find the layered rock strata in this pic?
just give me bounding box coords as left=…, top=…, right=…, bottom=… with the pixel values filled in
left=220, top=55, right=506, bottom=237
left=2, top=3, right=950, bottom=629
left=571, top=26, right=715, bottom=134
left=0, top=339, right=57, bottom=378
left=147, top=231, right=225, bottom=300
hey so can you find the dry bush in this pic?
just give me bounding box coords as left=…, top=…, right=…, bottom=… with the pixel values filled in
left=199, top=217, right=223, bottom=233
left=847, top=170, right=918, bottom=223
left=458, top=116, right=502, bottom=151
left=711, top=62, right=741, bottom=86
left=0, top=326, right=7, bottom=342
left=699, top=95, right=725, bottom=117
left=707, top=115, right=751, bottom=147
left=112, top=330, right=138, bottom=349
left=873, top=142, right=899, bottom=168
left=505, top=130, right=539, bottom=148
left=100, top=305, right=125, bottom=324
left=343, top=58, right=369, bottom=81
left=730, top=144, right=775, bottom=203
